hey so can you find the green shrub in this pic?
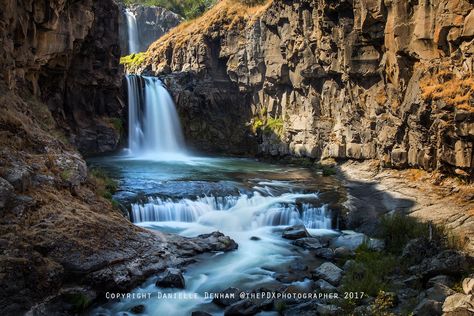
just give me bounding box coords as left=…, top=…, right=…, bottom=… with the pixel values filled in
left=378, top=213, right=432, bottom=254
left=120, top=52, right=147, bottom=66
left=340, top=243, right=399, bottom=297
left=89, top=168, right=118, bottom=200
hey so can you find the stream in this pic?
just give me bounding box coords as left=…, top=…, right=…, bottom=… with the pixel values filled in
left=87, top=155, right=345, bottom=316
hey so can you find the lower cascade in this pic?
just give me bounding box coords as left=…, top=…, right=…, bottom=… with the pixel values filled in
left=131, top=192, right=332, bottom=230
left=126, top=75, right=186, bottom=158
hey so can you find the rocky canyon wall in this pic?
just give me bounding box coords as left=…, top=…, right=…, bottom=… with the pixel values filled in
left=138, top=0, right=474, bottom=177
left=119, top=5, right=183, bottom=54
left=1, top=0, right=125, bottom=155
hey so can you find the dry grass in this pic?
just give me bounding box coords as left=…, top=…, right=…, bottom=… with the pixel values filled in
left=141, top=0, right=272, bottom=71
left=420, top=68, right=474, bottom=112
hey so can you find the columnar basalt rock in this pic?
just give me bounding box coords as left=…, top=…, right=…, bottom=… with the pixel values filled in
left=0, top=0, right=125, bottom=155
left=140, top=0, right=474, bottom=176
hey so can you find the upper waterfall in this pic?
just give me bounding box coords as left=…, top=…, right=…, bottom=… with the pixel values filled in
left=125, top=9, right=140, bottom=54
left=126, top=75, right=186, bottom=159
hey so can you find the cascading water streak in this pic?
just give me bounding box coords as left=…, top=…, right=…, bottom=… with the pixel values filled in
left=125, top=9, right=140, bottom=54
left=131, top=192, right=332, bottom=230
left=126, top=75, right=186, bottom=159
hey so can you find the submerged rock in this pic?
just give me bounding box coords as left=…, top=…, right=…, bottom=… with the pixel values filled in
left=282, top=225, right=310, bottom=240
left=130, top=304, right=145, bottom=314
left=312, top=262, right=343, bottom=286
left=155, top=268, right=185, bottom=289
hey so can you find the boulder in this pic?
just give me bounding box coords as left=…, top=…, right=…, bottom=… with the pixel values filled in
left=409, top=250, right=469, bottom=277
left=293, top=237, right=323, bottom=250
left=312, top=262, right=343, bottom=286
left=3, top=165, right=32, bottom=192
left=224, top=299, right=259, bottom=316
left=155, top=268, right=185, bottom=289
left=462, top=277, right=474, bottom=295
left=213, top=287, right=242, bottom=307
left=425, top=284, right=456, bottom=302
left=313, top=248, right=335, bottom=260
left=427, top=275, right=454, bottom=288
left=330, top=232, right=384, bottom=251
left=0, top=177, right=14, bottom=209
left=413, top=299, right=442, bottom=316
left=334, top=247, right=355, bottom=258
left=282, top=225, right=310, bottom=240
left=442, top=293, right=474, bottom=316
left=401, top=238, right=439, bottom=265
left=314, top=279, right=337, bottom=292
left=317, top=304, right=342, bottom=316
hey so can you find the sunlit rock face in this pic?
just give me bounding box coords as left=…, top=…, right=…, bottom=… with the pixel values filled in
left=140, top=0, right=473, bottom=175
left=119, top=5, right=183, bottom=54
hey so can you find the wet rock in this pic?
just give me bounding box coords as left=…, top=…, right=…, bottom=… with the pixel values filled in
left=442, top=293, right=474, bottom=316
left=330, top=232, right=384, bottom=251
left=462, top=277, right=474, bottom=295
left=401, top=238, right=439, bottom=265
left=250, top=236, right=260, bottom=241
left=427, top=275, right=454, bottom=288
left=314, top=279, right=336, bottom=292
left=191, top=312, right=212, bottom=316
left=317, top=304, right=342, bottom=316
left=426, top=284, right=456, bottom=302
left=197, top=232, right=238, bottom=251
left=313, top=248, right=335, bottom=260
left=289, top=262, right=308, bottom=271
left=0, top=177, right=14, bottom=209
left=293, top=237, right=323, bottom=250
left=224, top=299, right=258, bottom=316
left=130, top=304, right=145, bottom=314
left=213, top=287, right=243, bottom=307
left=283, top=301, right=319, bottom=316
left=413, top=299, right=442, bottom=316
left=312, top=262, right=343, bottom=286
left=282, top=225, right=310, bottom=240
left=409, top=250, right=469, bottom=277
left=334, top=246, right=355, bottom=258
left=155, top=268, right=185, bottom=289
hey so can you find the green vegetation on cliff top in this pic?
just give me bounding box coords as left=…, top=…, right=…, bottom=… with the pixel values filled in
left=122, top=0, right=217, bottom=19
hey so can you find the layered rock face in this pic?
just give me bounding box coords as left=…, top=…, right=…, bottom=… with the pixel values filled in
left=1, top=0, right=124, bottom=155
left=140, top=0, right=474, bottom=175
left=119, top=5, right=183, bottom=54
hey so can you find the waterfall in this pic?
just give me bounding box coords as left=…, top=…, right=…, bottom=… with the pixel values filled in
left=126, top=75, right=186, bottom=158
left=125, top=9, right=140, bottom=54
left=130, top=192, right=333, bottom=230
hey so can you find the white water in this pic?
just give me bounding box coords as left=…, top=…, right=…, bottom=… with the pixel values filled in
left=131, top=192, right=332, bottom=230
left=126, top=75, right=186, bottom=159
left=125, top=9, right=140, bottom=54
left=93, top=191, right=334, bottom=315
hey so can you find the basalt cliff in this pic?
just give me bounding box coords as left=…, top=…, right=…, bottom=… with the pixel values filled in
left=133, top=0, right=474, bottom=178
left=0, top=1, right=236, bottom=314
